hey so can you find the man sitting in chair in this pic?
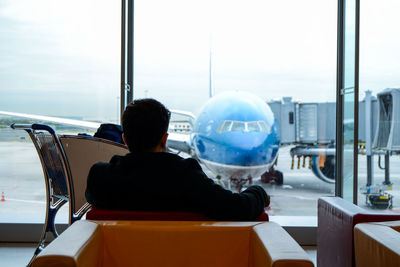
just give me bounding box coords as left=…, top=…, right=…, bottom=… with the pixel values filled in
left=85, top=99, right=269, bottom=220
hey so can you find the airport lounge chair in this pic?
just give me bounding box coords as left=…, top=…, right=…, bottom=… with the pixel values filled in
left=31, top=220, right=314, bottom=267
left=10, top=123, right=128, bottom=265
left=58, top=134, right=128, bottom=223
left=317, top=196, right=400, bottom=267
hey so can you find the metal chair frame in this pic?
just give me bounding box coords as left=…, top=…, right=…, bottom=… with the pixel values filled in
left=11, top=123, right=84, bottom=265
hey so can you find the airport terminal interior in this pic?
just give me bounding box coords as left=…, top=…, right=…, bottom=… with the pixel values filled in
left=1, top=0, right=400, bottom=266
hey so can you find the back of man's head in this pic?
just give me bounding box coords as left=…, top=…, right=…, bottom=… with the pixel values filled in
left=122, top=98, right=171, bottom=152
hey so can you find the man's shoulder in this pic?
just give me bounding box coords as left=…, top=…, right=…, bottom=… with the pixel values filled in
left=90, top=160, right=110, bottom=170
left=88, top=161, right=112, bottom=179
left=163, top=153, right=201, bottom=169
left=181, top=157, right=202, bottom=169
left=156, top=152, right=199, bottom=164
left=148, top=153, right=204, bottom=177
left=88, top=154, right=126, bottom=177
left=89, top=152, right=202, bottom=178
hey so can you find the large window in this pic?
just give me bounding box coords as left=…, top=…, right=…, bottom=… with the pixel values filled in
left=0, top=0, right=121, bottom=223
left=358, top=0, right=400, bottom=212
left=0, top=0, right=340, bottom=227
left=135, top=0, right=337, bottom=216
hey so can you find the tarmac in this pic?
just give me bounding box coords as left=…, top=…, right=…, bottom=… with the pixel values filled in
left=0, top=127, right=399, bottom=224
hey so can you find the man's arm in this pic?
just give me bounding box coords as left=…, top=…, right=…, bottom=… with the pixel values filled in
left=183, top=159, right=268, bottom=221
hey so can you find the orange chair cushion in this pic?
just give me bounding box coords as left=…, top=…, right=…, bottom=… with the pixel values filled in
left=86, top=207, right=269, bottom=221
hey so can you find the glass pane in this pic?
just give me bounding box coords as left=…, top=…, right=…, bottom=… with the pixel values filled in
left=135, top=0, right=337, bottom=217
left=358, top=0, right=400, bottom=212
left=218, top=121, right=232, bottom=133
left=0, top=0, right=121, bottom=223
left=231, top=122, right=245, bottom=132
left=258, top=121, right=271, bottom=134
left=342, top=0, right=357, bottom=202
left=247, top=122, right=260, bottom=132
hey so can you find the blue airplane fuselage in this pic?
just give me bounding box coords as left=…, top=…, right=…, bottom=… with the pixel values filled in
left=192, top=91, right=280, bottom=179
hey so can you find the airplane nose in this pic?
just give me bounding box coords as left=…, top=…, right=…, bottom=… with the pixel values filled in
left=193, top=129, right=279, bottom=167
left=230, top=147, right=269, bottom=166
left=227, top=133, right=267, bottom=150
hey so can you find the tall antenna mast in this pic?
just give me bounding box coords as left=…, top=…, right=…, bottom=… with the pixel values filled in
left=209, top=38, right=214, bottom=98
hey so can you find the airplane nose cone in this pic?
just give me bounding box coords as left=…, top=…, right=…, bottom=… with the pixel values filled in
left=226, top=132, right=267, bottom=150
left=224, top=138, right=277, bottom=166
left=193, top=131, right=279, bottom=167
left=192, top=91, right=281, bottom=167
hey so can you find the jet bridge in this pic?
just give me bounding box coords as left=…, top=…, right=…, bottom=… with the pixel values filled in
left=268, top=97, right=337, bottom=145
left=269, top=88, right=400, bottom=208
left=269, top=97, right=338, bottom=184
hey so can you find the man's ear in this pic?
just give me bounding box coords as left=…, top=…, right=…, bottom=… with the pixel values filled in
left=122, top=133, right=128, bottom=146
left=160, top=133, right=169, bottom=152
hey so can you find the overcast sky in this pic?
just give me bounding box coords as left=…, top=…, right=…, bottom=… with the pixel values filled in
left=0, top=0, right=399, bottom=122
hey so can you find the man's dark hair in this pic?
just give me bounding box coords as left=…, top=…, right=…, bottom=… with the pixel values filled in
left=122, top=98, right=171, bottom=152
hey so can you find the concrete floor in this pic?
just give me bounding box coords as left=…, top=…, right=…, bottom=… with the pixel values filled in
left=0, top=243, right=36, bottom=267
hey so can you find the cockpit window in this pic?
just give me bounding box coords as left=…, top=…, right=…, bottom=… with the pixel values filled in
left=258, top=121, right=271, bottom=134
left=217, top=120, right=270, bottom=133
left=247, top=122, right=260, bottom=132
left=221, top=121, right=233, bottom=132
left=231, top=121, right=245, bottom=132
left=217, top=120, right=232, bottom=133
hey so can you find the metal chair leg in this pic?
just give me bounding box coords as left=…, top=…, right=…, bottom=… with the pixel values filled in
left=26, top=198, right=67, bottom=266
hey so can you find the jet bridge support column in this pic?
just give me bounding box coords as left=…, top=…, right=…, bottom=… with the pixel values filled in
left=384, top=152, right=391, bottom=185
left=365, top=90, right=373, bottom=186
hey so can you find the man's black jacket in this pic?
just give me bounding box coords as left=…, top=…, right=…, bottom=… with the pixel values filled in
left=85, top=152, right=268, bottom=221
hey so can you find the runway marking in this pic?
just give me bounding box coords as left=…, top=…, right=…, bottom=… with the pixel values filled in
left=5, top=198, right=45, bottom=205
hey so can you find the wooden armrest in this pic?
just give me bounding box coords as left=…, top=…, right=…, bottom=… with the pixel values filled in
left=354, top=221, right=400, bottom=267
left=251, top=222, right=314, bottom=267
left=32, top=221, right=102, bottom=267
